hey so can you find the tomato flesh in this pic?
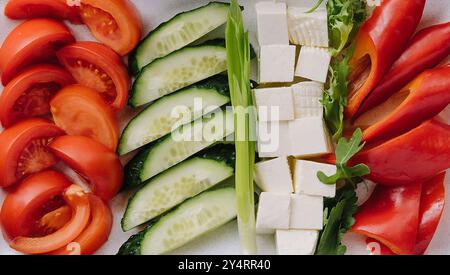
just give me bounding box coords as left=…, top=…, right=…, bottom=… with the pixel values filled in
left=65, top=59, right=116, bottom=104
left=17, top=137, right=58, bottom=179
left=80, top=4, right=120, bottom=41
left=13, top=83, right=60, bottom=120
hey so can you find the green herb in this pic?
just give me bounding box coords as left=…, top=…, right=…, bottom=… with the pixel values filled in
left=306, top=0, right=324, bottom=13
left=322, top=49, right=352, bottom=142
left=315, top=186, right=358, bottom=255
left=318, top=128, right=370, bottom=186
left=327, top=0, right=367, bottom=55
left=226, top=0, right=256, bottom=255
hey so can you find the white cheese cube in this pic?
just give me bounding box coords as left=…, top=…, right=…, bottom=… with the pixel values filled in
left=288, top=7, right=329, bottom=47
left=294, top=160, right=336, bottom=197
left=290, top=194, right=323, bottom=230
left=255, top=2, right=289, bottom=45
left=254, top=87, right=294, bottom=121
left=275, top=229, right=319, bottom=255
left=291, top=81, right=324, bottom=119
left=260, top=45, right=296, bottom=83
left=254, top=157, right=293, bottom=194
left=288, top=117, right=332, bottom=157
left=256, top=192, right=291, bottom=234
left=257, top=120, right=291, bottom=158
left=295, top=46, right=331, bottom=83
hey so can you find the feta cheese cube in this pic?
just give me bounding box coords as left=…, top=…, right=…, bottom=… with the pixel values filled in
left=294, top=160, right=336, bottom=197
left=256, top=192, right=291, bottom=234
left=288, top=117, right=332, bottom=157
left=260, top=45, right=296, bottom=83
left=257, top=120, right=291, bottom=158
left=275, top=229, right=319, bottom=255
left=288, top=7, right=329, bottom=47
left=295, top=46, right=331, bottom=83
left=255, top=2, right=289, bottom=45
left=290, top=194, right=323, bottom=230
left=291, top=81, right=324, bottom=119
left=254, top=87, right=295, bottom=121
left=254, top=157, right=293, bottom=194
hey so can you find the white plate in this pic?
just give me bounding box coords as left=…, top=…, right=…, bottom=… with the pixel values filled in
left=0, top=0, right=449, bottom=255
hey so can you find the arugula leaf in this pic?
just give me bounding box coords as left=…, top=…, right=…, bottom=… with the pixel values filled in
left=316, top=186, right=358, bottom=255
left=327, top=0, right=366, bottom=55
left=317, top=128, right=370, bottom=186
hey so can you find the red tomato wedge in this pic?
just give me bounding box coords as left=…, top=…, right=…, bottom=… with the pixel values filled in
left=9, top=184, right=91, bottom=254
left=49, top=136, right=123, bottom=201
left=50, top=194, right=112, bottom=255
left=0, top=119, right=64, bottom=188
left=4, top=0, right=82, bottom=24
left=0, top=170, right=71, bottom=241
left=0, top=18, right=75, bottom=85
left=352, top=182, right=423, bottom=255
left=56, top=42, right=130, bottom=110
left=78, top=0, right=142, bottom=55
left=0, top=65, right=74, bottom=128
left=50, top=85, right=119, bottom=151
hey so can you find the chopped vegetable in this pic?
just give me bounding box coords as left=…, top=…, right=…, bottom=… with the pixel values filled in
left=327, top=0, right=366, bottom=55
left=226, top=0, right=257, bottom=255
left=315, top=186, right=358, bottom=255
left=318, top=128, right=370, bottom=186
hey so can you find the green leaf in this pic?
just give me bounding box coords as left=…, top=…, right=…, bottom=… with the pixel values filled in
left=317, top=128, right=370, bottom=185
left=316, top=187, right=358, bottom=255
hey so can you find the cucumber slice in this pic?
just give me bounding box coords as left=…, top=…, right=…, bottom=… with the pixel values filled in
left=129, top=40, right=227, bottom=107
left=123, top=107, right=234, bottom=189
left=119, top=187, right=237, bottom=255
left=129, top=2, right=232, bottom=75
left=118, top=75, right=230, bottom=155
left=121, top=144, right=235, bottom=231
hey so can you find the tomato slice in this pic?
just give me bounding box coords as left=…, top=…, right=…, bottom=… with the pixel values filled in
left=56, top=42, right=130, bottom=110
left=49, top=136, right=123, bottom=201
left=0, top=170, right=71, bottom=241
left=78, top=0, right=142, bottom=55
left=50, top=85, right=119, bottom=151
left=0, top=119, right=65, bottom=188
left=9, top=184, right=91, bottom=254
left=50, top=194, right=112, bottom=255
left=0, top=18, right=75, bottom=85
left=4, top=0, right=82, bottom=24
left=0, top=65, right=74, bottom=128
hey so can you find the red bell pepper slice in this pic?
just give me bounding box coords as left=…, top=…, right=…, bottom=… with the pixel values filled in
left=355, top=22, right=450, bottom=117
left=346, top=0, right=425, bottom=118
left=414, top=173, right=446, bottom=255
left=351, top=119, right=450, bottom=186
left=356, top=66, right=450, bottom=144
left=357, top=173, right=446, bottom=255
left=352, top=182, right=422, bottom=255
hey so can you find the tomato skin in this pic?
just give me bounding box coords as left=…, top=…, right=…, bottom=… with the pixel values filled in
left=49, top=136, right=123, bottom=201
left=50, top=84, right=119, bottom=151
left=0, top=18, right=75, bottom=85
left=10, top=184, right=91, bottom=254
left=0, top=65, right=74, bottom=128
left=4, top=0, right=82, bottom=24
left=0, top=170, right=71, bottom=241
left=50, top=194, right=112, bottom=255
left=0, top=119, right=65, bottom=188
left=79, top=0, right=142, bottom=56
left=57, top=42, right=130, bottom=110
